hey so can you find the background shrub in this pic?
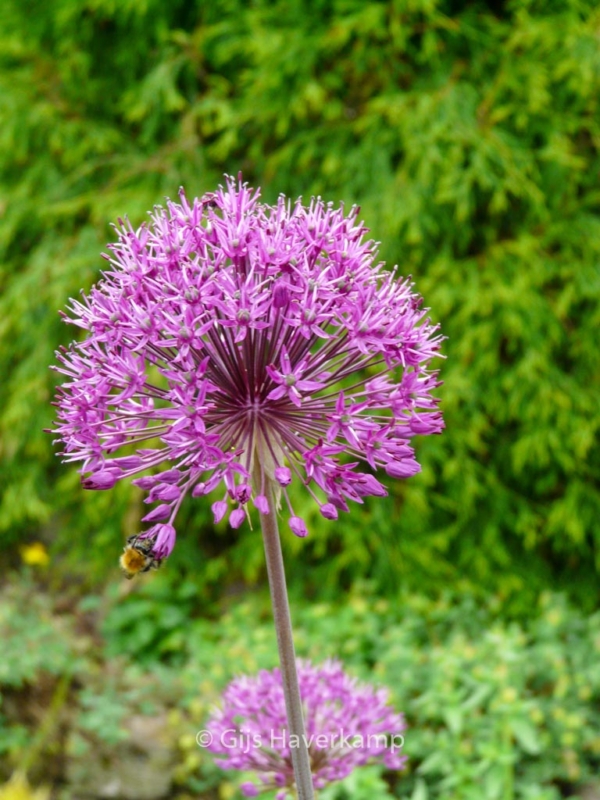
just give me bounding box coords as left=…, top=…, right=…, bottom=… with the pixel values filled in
left=1, top=578, right=598, bottom=798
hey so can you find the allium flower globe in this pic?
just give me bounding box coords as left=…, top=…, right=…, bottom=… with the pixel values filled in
left=51, top=177, right=443, bottom=563
left=206, top=659, right=407, bottom=797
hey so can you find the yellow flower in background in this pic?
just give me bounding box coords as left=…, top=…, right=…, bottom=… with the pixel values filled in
left=0, top=772, right=49, bottom=800
left=19, top=542, right=50, bottom=567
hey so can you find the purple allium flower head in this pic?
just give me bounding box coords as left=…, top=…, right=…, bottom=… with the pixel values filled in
left=50, top=176, right=443, bottom=562
left=206, top=659, right=407, bottom=796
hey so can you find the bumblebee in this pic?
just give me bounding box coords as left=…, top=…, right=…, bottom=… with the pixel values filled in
left=119, top=534, right=162, bottom=579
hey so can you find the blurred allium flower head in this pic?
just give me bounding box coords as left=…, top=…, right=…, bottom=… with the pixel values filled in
left=51, top=176, right=443, bottom=561
left=206, top=659, right=407, bottom=797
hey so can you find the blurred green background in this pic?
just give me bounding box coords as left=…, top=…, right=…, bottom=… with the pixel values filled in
left=0, top=0, right=599, bottom=799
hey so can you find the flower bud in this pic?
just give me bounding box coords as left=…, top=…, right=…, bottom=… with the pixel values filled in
left=384, top=459, right=421, bottom=479
left=82, top=470, right=119, bottom=490
left=154, top=483, right=181, bottom=501
left=141, top=504, right=171, bottom=522
left=254, top=494, right=269, bottom=514
left=112, top=456, right=143, bottom=470
left=355, top=473, right=388, bottom=497
left=133, top=475, right=157, bottom=490
left=159, top=468, right=182, bottom=484
left=289, top=516, right=308, bottom=538
left=152, top=524, right=176, bottom=559
left=212, top=500, right=228, bottom=524
left=272, top=279, right=290, bottom=308
left=274, top=466, right=292, bottom=486
left=319, top=503, right=338, bottom=520
left=230, top=508, right=246, bottom=528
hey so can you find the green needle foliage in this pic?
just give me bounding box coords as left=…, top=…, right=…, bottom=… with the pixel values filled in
left=1, top=0, right=599, bottom=602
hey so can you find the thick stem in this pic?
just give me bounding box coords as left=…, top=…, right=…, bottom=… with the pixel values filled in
left=258, top=481, right=315, bottom=800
